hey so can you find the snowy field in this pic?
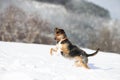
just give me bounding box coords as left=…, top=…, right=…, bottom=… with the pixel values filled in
left=0, top=41, right=120, bottom=80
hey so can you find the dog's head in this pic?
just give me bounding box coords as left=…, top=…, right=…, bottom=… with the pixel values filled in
left=54, top=28, right=67, bottom=42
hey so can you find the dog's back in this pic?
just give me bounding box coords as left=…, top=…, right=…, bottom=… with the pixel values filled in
left=61, top=39, right=99, bottom=58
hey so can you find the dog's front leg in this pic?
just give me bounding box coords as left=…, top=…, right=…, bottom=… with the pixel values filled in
left=50, top=47, right=58, bottom=55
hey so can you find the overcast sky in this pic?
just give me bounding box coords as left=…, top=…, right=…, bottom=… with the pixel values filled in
left=87, top=0, right=120, bottom=20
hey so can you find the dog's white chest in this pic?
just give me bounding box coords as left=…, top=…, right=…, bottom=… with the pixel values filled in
left=56, top=41, right=62, bottom=51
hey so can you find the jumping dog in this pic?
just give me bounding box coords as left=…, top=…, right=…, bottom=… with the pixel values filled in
left=50, top=28, right=99, bottom=69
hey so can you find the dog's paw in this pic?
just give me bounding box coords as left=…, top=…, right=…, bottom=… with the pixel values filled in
left=74, top=62, right=81, bottom=67
left=50, top=48, right=53, bottom=55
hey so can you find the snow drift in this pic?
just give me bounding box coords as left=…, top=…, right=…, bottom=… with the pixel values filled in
left=0, top=41, right=120, bottom=80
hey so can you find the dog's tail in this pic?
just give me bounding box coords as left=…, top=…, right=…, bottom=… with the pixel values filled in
left=86, top=48, right=100, bottom=57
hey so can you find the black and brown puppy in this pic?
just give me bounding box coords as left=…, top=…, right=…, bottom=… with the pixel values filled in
left=50, top=28, right=99, bottom=69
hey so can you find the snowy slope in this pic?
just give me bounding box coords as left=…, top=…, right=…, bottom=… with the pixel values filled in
left=0, top=41, right=120, bottom=80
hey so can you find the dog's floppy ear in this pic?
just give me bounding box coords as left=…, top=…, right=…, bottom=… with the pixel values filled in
left=54, top=27, right=58, bottom=31
left=61, top=29, right=65, bottom=33
left=54, top=27, right=65, bottom=34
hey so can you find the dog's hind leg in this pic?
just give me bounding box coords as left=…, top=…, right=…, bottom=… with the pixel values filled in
left=74, top=56, right=90, bottom=69
left=81, top=62, right=90, bottom=69
left=74, top=56, right=82, bottom=67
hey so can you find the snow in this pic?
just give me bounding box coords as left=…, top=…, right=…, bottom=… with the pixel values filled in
left=0, top=41, right=120, bottom=80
